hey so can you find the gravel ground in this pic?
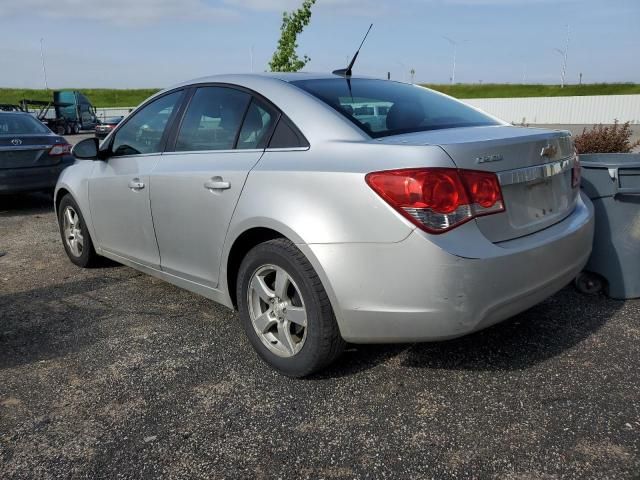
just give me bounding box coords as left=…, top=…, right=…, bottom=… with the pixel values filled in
left=0, top=193, right=639, bottom=479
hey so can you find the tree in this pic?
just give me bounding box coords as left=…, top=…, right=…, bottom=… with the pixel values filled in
left=269, top=0, right=315, bottom=73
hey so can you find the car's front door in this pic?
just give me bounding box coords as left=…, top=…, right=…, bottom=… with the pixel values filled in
left=89, top=90, right=184, bottom=268
left=150, top=86, right=277, bottom=287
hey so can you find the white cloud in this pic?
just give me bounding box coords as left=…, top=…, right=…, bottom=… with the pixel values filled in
left=1, top=0, right=237, bottom=26
left=223, top=0, right=367, bottom=11
left=0, top=0, right=584, bottom=26
left=438, top=0, right=579, bottom=4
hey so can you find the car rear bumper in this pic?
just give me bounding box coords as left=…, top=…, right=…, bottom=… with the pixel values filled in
left=303, top=192, right=595, bottom=343
left=0, top=157, right=74, bottom=194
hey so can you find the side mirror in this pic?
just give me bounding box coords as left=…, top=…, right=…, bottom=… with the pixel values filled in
left=72, top=137, right=100, bottom=160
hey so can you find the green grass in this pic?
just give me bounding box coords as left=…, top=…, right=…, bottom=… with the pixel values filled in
left=422, top=83, right=640, bottom=99
left=1, top=83, right=638, bottom=108
left=0, top=88, right=160, bottom=108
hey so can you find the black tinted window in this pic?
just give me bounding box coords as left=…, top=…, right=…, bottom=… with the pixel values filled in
left=268, top=117, right=309, bottom=149
left=112, top=91, right=183, bottom=156
left=237, top=99, right=276, bottom=150
left=176, top=87, right=250, bottom=152
left=0, top=114, right=50, bottom=134
left=291, top=78, right=499, bottom=138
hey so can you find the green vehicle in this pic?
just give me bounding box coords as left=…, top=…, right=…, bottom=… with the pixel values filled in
left=19, top=90, right=98, bottom=135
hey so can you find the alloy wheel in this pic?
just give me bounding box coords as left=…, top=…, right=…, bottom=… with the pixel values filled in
left=62, top=206, right=84, bottom=257
left=247, top=264, right=308, bottom=358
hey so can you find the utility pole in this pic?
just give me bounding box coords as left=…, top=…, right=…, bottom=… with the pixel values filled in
left=554, top=24, right=570, bottom=88
left=579, top=72, right=583, bottom=85
left=443, top=36, right=466, bottom=85
left=250, top=45, right=254, bottom=73
left=410, top=68, right=415, bottom=84
left=40, top=37, right=49, bottom=91
left=442, top=36, right=457, bottom=85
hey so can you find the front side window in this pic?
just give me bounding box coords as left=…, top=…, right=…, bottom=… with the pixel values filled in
left=291, top=78, right=499, bottom=138
left=56, top=91, right=76, bottom=120
left=111, top=90, right=183, bottom=156
left=176, top=87, right=251, bottom=152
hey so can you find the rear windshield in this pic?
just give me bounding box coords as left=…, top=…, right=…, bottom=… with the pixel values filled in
left=291, top=78, right=499, bottom=138
left=0, top=113, right=50, bottom=135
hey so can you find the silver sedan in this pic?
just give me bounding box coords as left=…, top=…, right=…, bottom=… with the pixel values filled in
left=56, top=73, right=594, bottom=376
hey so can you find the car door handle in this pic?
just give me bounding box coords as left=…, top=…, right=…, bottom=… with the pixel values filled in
left=128, top=178, right=145, bottom=191
left=204, top=178, right=231, bottom=191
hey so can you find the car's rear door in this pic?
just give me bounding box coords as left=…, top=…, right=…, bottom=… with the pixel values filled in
left=88, top=89, right=185, bottom=268
left=150, top=85, right=278, bottom=288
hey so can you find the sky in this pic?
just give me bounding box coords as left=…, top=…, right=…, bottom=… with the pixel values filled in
left=0, top=0, right=638, bottom=88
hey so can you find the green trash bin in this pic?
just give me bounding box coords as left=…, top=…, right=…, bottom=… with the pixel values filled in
left=577, top=153, right=640, bottom=299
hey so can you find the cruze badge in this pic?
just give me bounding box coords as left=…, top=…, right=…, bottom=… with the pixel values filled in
left=476, top=154, right=503, bottom=164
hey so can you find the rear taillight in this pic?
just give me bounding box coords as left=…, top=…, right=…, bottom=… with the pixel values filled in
left=572, top=153, right=581, bottom=188
left=49, top=143, right=72, bottom=156
left=366, top=168, right=505, bottom=234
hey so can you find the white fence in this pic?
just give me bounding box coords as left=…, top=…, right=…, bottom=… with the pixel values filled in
left=95, top=107, right=132, bottom=120
left=463, top=95, right=640, bottom=125
left=95, top=94, right=640, bottom=125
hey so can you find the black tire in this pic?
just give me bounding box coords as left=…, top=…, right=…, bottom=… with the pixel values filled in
left=237, top=238, right=345, bottom=377
left=64, top=123, right=72, bottom=135
left=56, top=125, right=66, bottom=135
left=57, top=194, right=99, bottom=268
left=72, top=123, right=80, bottom=134
left=574, top=271, right=605, bottom=295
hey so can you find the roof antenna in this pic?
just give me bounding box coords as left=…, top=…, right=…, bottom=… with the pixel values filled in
left=333, top=24, right=373, bottom=77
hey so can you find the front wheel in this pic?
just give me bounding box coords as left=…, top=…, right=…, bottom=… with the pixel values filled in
left=58, top=194, right=99, bottom=268
left=237, top=238, right=345, bottom=377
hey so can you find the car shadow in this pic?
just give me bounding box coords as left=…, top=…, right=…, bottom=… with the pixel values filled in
left=314, top=286, right=623, bottom=379
left=0, top=192, right=54, bottom=217
left=0, top=275, right=134, bottom=370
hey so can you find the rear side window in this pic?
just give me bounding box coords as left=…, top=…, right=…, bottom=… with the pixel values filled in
left=237, top=99, right=277, bottom=150
left=291, top=78, right=499, bottom=138
left=176, top=87, right=251, bottom=152
left=268, top=117, right=309, bottom=149
left=0, top=114, right=50, bottom=134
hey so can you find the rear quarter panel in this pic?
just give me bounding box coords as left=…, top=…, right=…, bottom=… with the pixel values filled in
left=218, top=141, right=458, bottom=306
left=227, top=141, right=458, bottom=245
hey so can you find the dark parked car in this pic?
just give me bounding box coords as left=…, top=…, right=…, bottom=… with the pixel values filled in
left=0, top=112, right=73, bottom=194
left=95, top=116, right=124, bottom=139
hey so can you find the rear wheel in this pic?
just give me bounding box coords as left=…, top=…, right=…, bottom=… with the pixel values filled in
left=72, top=123, right=80, bottom=134
left=56, top=124, right=65, bottom=135
left=58, top=194, right=99, bottom=268
left=64, top=123, right=72, bottom=135
left=237, top=238, right=345, bottom=377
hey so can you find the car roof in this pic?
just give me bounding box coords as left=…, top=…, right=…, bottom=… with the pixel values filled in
left=169, top=72, right=378, bottom=90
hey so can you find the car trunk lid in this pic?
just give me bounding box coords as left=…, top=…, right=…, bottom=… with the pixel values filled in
left=377, top=126, right=578, bottom=242
left=0, top=135, right=62, bottom=169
